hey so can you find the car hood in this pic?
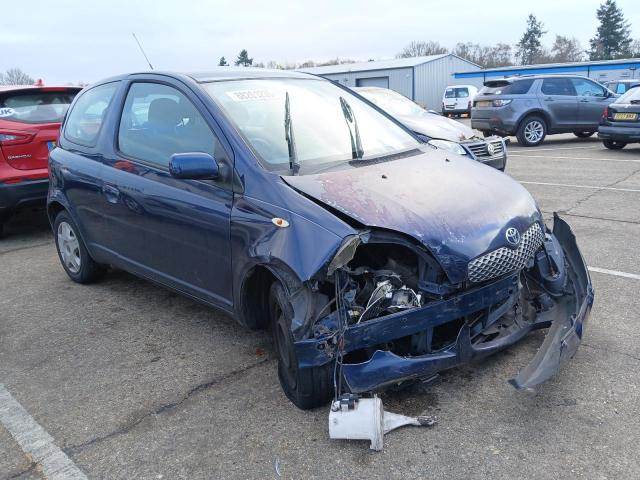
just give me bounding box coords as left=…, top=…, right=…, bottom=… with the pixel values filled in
left=283, top=150, right=541, bottom=283
left=398, top=114, right=478, bottom=143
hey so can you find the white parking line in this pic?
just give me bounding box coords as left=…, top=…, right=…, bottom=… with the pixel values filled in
left=510, top=154, right=640, bottom=164
left=589, top=267, right=640, bottom=281
left=519, top=181, right=640, bottom=193
left=508, top=145, right=601, bottom=152
left=0, top=384, right=88, bottom=480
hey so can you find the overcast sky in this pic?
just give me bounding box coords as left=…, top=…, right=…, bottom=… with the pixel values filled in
left=1, top=0, right=638, bottom=84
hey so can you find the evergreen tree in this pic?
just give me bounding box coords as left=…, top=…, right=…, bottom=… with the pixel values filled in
left=515, top=14, right=547, bottom=65
left=234, top=49, right=253, bottom=67
left=589, top=0, right=632, bottom=60
left=218, top=56, right=228, bottom=66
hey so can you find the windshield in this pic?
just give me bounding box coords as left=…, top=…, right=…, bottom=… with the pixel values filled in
left=617, top=86, right=640, bottom=104
left=0, top=90, right=78, bottom=124
left=444, top=87, right=469, bottom=98
left=203, top=79, right=420, bottom=174
left=357, top=88, right=427, bottom=118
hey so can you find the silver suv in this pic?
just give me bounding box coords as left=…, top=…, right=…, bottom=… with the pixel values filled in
left=471, top=75, right=617, bottom=146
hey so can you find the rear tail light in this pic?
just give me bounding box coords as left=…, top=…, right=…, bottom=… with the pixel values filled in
left=602, top=106, right=609, bottom=120
left=0, top=130, right=36, bottom=146
left=492, top=99, right=512, bottom=107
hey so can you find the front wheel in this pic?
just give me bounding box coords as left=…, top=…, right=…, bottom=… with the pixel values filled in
left=574, top=131, right=595, bottom=138
left=516, top=116, right=547, bottom=146
left=54, top=211, right=106, bottom=283
left=603, top=139, right=627, bottom=150
left=269, top=282, right=333, bottom=410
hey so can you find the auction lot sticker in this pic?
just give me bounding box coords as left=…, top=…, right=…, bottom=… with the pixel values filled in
left=226, top=90, right=277, bottom=102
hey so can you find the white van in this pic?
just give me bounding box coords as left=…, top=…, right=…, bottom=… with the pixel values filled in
left=442, top=85, right=478, bottom=117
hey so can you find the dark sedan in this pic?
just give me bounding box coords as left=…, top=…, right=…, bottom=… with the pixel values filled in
left=598, top=86, right=640, bottom=149
left=48, top=69, right=592, bottom=409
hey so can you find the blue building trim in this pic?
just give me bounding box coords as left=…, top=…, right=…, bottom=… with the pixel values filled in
left=455, top=61, right=640, bottom=79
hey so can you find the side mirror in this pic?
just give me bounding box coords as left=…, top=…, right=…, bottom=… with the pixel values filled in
left=169, top=152, right=219, bottom=180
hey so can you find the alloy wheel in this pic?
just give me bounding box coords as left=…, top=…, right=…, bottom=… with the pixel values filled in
left=524, top=120, right=544, bottom=144
left=57, top=221, right=81, bottom=274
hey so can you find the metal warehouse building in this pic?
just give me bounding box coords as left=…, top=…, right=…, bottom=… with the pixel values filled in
left=454, top=58, right=640, bottom=87
left=299, top=54, right=480, bottom=110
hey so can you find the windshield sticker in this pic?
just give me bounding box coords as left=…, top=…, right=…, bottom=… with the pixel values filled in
left=226, top=89, right=277, bottom=102
left=0, top=107, right=16, bottom=117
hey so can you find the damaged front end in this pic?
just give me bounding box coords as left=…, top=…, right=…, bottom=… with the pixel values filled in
left=296, top=213, right=593, bottom=395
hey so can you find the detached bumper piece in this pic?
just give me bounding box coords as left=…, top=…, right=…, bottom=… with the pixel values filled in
left=509, top=213, right=593, bottom=390
left=328, top=395, right=436, bottom=451
left=298, top=214, right=593, bottom=395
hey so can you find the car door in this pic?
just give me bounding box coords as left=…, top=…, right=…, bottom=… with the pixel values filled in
left=571, top=78, right=614, bottom=127
left=539, top=78, right=578, bottom=129
left=54, top=82, right=120, bottom=254
left=103, top=80, right=234, bottom=308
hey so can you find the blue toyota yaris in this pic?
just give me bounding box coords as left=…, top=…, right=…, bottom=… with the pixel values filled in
left=48, top=69, right=593, bottom=409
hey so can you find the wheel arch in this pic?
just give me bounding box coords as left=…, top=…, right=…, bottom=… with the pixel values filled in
left=517, top=109, right=552, bottom=132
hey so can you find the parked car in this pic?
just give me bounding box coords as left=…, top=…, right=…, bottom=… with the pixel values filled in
left=598, top=85, right=640, bottom=149
left=354, top=86, right=507, bottom=170
left=605, top=79, right=640, bottom=95
left=0, top=85, right=81, bottom=235
left=471, top=75, right=617, bottom=146
left=442, top=84, right=478, bottom=117
left=48, top=69, right=592, bottom=410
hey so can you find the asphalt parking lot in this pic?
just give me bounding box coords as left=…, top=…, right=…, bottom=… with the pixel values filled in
left=1, top=131, right=639, bottom=480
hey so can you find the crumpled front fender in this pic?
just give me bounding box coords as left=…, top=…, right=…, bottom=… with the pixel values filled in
left=509, top=213, right=594, bottom=390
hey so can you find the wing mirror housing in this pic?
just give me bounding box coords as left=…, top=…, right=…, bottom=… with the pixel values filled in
left=169, top=152, right=219, bottom=180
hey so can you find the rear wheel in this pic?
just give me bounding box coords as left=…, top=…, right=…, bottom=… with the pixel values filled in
left=516, top=116, right=547, bottom=147
left=574, top=131, right=595, bottom=138
left=603, top=139, right=627, bottom=150
left=54, top=211, right=106, bottom=283
left=269, top=282, right=333, bottom=410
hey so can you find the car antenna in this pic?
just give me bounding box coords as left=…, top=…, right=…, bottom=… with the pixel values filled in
left=132, top=32, right=154, bottom=70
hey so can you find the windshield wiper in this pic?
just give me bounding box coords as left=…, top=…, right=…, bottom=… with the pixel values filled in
left=284, top=92, right=300, bottom=175
left=339, top=96, right=364, bottom=159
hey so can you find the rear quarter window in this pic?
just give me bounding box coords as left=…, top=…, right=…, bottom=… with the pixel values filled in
left=0, top=90, right=78, bottom=124
left=64, top=83, right=119, bottom=147
left=617, top=87, right=640, bottom=104
left=479, top=79, right=534, bottom=95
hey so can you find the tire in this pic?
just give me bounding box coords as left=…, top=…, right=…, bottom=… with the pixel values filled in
left=603, top=139, right=627, bottom=150
left=516, top=115, right=547, bottom=147
left=269, top=282, right=333, bottom=410
left=53, top=210, right=106, bottom=283
left=574, top=131, right=595, bottom=138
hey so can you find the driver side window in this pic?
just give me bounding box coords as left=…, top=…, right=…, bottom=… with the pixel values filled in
left=118, top=82, right=225, bottom=169
left=571, top=78, right=606, bottom=97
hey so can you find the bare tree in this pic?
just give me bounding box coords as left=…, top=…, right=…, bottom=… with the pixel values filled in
left=550, top=35, right=585, bottom=62
left=453, top=42, right=513, bottom=68
left=396, top=41, right=448, bottom=58
left=0, top=68, right=35, bottom=85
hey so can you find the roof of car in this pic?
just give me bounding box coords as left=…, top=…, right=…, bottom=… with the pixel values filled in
left=487, top=74, right=593, bottom=82
left=0, top=85, right=82, bottom=92
left=187, top=67, right=314, bottom=82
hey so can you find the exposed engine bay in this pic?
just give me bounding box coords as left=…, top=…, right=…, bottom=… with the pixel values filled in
left=297, top=215, right=592, bottom=397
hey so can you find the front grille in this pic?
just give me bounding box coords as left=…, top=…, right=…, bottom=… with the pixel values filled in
left=468, top=223, right=544, bottom=283
left=464, top=138, right=504, bottom=158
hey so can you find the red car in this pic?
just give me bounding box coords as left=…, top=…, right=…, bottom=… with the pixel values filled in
left=0, top=85, right=81, bottom=235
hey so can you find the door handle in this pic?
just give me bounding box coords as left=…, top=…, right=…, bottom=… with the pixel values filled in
left=579, top=98, right=589, bottom=103
left=543, top=97, right=554, bottom=101
left=102, top=184, right=120, bottom=204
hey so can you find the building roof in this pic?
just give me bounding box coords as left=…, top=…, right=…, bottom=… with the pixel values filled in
left=455, top=58, right=640, bottom=78
left=298, top=54, right=473, bottom=75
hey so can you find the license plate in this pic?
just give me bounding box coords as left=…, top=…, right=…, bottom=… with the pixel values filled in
left=47, top=141, right=56, bottom=151
left=476, top=101, right=491, bottom=107
left=614, top=112, right=637, bottom=121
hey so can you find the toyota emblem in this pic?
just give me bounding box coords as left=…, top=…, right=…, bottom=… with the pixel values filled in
left=487, top=143, right=496, bottom=156
left=505, top=227, right=521, bottom=246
